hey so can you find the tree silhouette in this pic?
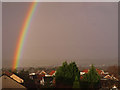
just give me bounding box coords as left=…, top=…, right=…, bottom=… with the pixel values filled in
left=82, top=64, right=100, bottom=89
left=73, top=75, right=80, bottom=88
left=55, top=61, right=80, bottom=87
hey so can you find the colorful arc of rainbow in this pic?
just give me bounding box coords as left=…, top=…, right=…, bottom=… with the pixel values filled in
left=12, top=2, right=38, bottom=71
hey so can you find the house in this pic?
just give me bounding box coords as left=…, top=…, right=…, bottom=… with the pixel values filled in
left=43, top=70, right=56, bottom=86
left=29, top=69, right=56, bottom=87
left=29, top=70, right=47, bottom=85
left=1, top=75, right=26, bottom=89
left=35, top=70, right=56, bottom=86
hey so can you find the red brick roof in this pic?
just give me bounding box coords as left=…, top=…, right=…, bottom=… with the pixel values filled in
left=82, top=69, right=103, bottom=75
left=49, top=70, right=56, bottom=75
left=82, top=69, right=89, bottom=73
left=96, top=69, right=102, bottom=75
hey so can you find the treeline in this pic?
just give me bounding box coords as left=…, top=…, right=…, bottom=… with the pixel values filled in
left=55, top=61, right=100, bottom=89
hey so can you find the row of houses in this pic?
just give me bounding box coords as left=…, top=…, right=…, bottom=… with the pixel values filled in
left=80, top=68, right=119, bottom=81
left=80, top=68, right=119, bottom=89
left=28, top=68, right=119, bottom=87
left=0, top=70, right=56, bottom=89
left=29, top=70, right=56, bottom=87
left=1, top=68, right=119, bottom=89
left=30, top=68, right=119, bottom=88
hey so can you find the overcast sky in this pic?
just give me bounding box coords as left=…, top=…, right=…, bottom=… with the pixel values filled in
left=2, top=2, right=118, bottom=68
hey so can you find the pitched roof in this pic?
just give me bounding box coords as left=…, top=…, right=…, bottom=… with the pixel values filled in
left=96, top=69, right=103, bottom=75
left=2, top=71, right=24, bottom=83
left=2, top=75, right=26, bottom=88
left=39, top=70, right=47, bottom=75
left=49, top=70, right=56, bottom=76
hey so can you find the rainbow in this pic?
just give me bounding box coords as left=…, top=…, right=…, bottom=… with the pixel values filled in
left=12, top=1, right=38, bottom=71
